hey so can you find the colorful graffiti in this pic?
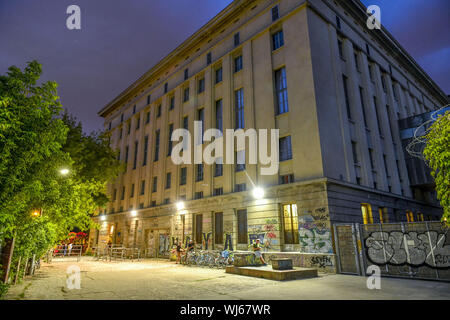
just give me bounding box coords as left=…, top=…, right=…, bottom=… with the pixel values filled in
left=202, top=232, right=212, bottom=250
left=158, top=234, right=170, bottom=256
left=365, top=230, right=450, bottom=268
left=248, top=218, right=279, bottom=251
left=298, top=208, right=332, bottom=254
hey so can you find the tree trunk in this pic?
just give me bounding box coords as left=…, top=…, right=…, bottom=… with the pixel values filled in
left=14, top=256, right=22, bottom=285
left=1, top=237, right=15, bottom=284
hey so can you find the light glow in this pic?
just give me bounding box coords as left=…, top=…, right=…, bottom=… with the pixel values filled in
left=252, top=187, right=265, bottom=199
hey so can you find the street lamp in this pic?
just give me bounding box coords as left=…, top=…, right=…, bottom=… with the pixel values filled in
left=31, top=209, right=41, bottom=218
left=60, top=168, right=70, bottom=176
left=130, top=210, right=137, bottom=217
left=252, top=187, right=265, bottom=199
left=176, top=201, right=185, bottom=211
left=100, top=215, right=106, bottom=221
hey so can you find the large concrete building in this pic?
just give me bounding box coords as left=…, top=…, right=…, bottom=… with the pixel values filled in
left=90, top=0, right=448, bottom=270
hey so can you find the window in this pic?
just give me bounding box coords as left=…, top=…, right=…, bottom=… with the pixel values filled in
left=140, top=180, right=145, bottom=195
left=133, top=105, right=136, bottom=114
left=125, top=146, right=129, bottom=164
left=235, top=88, right=244, bottom=129
left=354, top=50, right=361, bottom=72
left=164, top=82, right=168, bottom=94
left=368, top=64, right=374, bottom=81
left=164, top=198, right=170, bottom=205
left=213, top=188, right=223, bottom=196
left=272, top=30, right=284, bottom=50
left=167, top=124, right=173, bottom=156
left=417, top=213, right=424, bottom=222
left=194, top=191, right=203, bottom=199
left=130, top=184, right=135, bottom=198
left=139, top=203, right=144, bottom=209
left=275, top=67, right=289, bottom=114
left=117, top=150, right=121, bottom=161
left=373, top=97, right=382, bottom=135
left=366, top=43, right=371, bottom=56
left=381, top=74, right=387, bottom=92
left=359, top=87, right=368, bottom=127
left=336, top=16, right=341, bottom=29
left=145, top=111, right=150, bottom=124
left=207, top=52, right=212, bottom=65
left=157, top=105, right=161, bottom=117
left=196, top=164, right=203, bottom=181
left=195, top=214, right=203, bottom=244
left=147, top=95, right=151, bottom=105
left=215, top=212, right=223, bottom=244
left=184, top=68, right=189, bottom=81
left=215, top=67, right=223, bottom=84
left=151, top=200, right=156, bottom=207
left=136, top=117, right=140, bottom=130
left=338, top=39, right=344, bottom=59
left=383, top=154, right=389, bottom=178
left=214, top=162, right=223, bottom=177
left=215, top=99, right=223, bottom=133
left=280, top=174, right=294, bottom=184
left=166, top=173, right=171, bottom=189
left=121, top=186, right=125, bottom=200
left=170, top=96, right=175, bottom=110
left=113, top=189, right=117, bottom=201
left=127, top=122, right=131, bottom=135
left=234, top=55, right=243, bottom=73
left=235, top=183, right=246, bottom=192
left=283, top=204, right=299, bottom=244
left=119, top=127, right=123, bottom=139
left=108, top=122, right=111, bottom=131
left=236, top=150, right=245, bottom=172
left=379, top=207, right=389, bottom=223
left=154, top=130, right=160, bottom=161
left=279, top=136, right=292, bottom=161
left=351, top=141, right=359, bottom=164
left=368, top=148, right=375, bottom=170
left=120, top=114, right=124, bottom=123
left=198, top=78, right=205, bottom=94
left=183, top=87, right=190, bottom=102
left=343, top=75, right=352, bottom=119
left=152, top=177, right=157, bottom=193
left=406, top=210, right=414, bottom=222
left=183, top=116, right=189, bottom=130
left=234, top=32, right=240, bottom=47
left=197, top=108, right=204, bottom=144
left=133, top=141, right=138, bottom=169
left=237, top=209, right=248, bottom=244
left=271, top=5, right=279, bottom=21
left=361, top=204, right=373, bottom=224
left=180, top=167, right=187, bottom=185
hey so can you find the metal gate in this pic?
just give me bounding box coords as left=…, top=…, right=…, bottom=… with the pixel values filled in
left=333, top=224, right=361, bottom=275
left=360, top=221, right=450, bottom=281
left=334, top=221, right=450, bottom=281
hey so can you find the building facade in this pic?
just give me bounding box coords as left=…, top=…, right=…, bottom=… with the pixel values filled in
left=90, top=0, right=448, bottom=270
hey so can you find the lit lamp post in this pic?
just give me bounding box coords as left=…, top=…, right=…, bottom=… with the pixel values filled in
left=60, top=168, right=70, bottom=176
left=31, top=209, right=42, bottom=218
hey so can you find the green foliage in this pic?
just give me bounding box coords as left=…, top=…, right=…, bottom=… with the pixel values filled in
left=0, top=61, right=120, bottom=290
left=423, top=110, right=450, bottom=224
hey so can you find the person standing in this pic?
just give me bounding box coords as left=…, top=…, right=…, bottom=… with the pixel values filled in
left=175, top=241, right=183, bottom=264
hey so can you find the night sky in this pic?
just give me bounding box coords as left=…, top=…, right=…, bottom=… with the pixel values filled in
left=0, top=0, right=449, bottom=133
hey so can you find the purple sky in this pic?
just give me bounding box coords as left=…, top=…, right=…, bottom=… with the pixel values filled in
left=1, top=0, right=449, bottom=133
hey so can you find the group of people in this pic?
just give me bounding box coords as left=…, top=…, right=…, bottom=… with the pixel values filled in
left=173, top=238, right=266, bottom=265
left=55, top=242, right=73, bottom=256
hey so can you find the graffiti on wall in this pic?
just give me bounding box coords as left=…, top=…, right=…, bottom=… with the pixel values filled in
left=365, top=230, right=450, bottom=268
left=267, top=253, right=335, bottom=271
left=159, top=234, right=170, bottom=255
left=224, top=234, right=233, bottom=251
left=202, top=232, right=212, bottom=250
left=298, top=207, right=333, bottom=254
left=248, top=218, right=278, bottom=250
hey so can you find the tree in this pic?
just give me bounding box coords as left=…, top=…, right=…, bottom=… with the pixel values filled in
left=0, top=61, right=120, bottom=290
left=423, top=110, right=450, bottom=224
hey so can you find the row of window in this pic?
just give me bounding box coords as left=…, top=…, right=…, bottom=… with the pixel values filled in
left=361, top=203, right=431, bottom=224
left=110, top=27, right=286, bottom=132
